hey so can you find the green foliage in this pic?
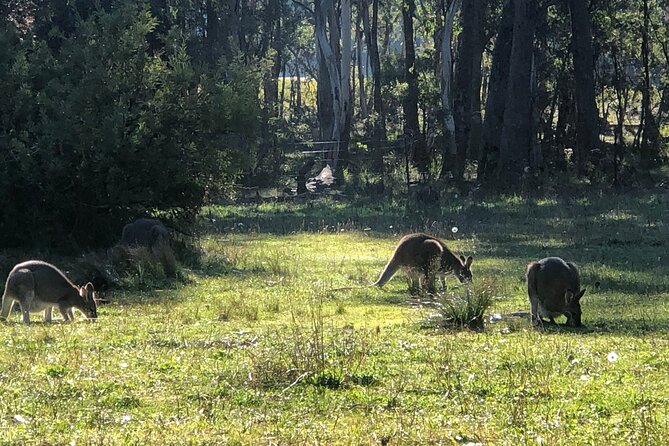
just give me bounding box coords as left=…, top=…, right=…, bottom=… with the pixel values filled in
left=0, top=2, right=260, bottom=249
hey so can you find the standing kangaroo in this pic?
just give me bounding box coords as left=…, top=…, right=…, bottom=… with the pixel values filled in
left=526, top=257, right=586, bottom=327
left=1, top=260, right=98, bottom=323
left=374, top=233, right=473, bottom=293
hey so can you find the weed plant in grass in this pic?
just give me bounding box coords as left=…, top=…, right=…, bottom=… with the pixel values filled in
left=427, top=279, right=503, bottom=330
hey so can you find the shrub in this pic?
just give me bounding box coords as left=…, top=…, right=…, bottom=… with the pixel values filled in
left=0, top=2, right=260, bottom=250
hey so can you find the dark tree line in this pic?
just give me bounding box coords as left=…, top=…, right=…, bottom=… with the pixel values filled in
left=1, top=0, right=668, bottom=247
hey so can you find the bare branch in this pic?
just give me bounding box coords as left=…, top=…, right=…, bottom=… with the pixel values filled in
left=291, top=0, right=314, bottom=15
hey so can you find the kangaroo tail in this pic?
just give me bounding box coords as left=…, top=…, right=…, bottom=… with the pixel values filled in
left=374, top=258, right=400, bottom=287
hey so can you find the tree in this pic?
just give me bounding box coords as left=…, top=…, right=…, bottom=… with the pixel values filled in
left=0, top=2, right=260, bottom=248
left=402, top=0, right=429, bottom=174
left=315, top=0, right=353, bottom=172
left=452, top=0, right=486, bottom=181
left=438, top=0, right=462, bottom=180
left=567, top=0, right=600, bottom=171
left=496, top=0, right=537, bottom=181
left=480, top=0, right=514, bottom=181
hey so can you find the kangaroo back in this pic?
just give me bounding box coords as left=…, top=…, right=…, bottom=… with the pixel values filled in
left=527, top=257, right=585, bottom=327
left=374, top=234, right=431, bottom=287
left=121, top=218, right=169, bottom=249
left=374, top=233, right=474, bottom=289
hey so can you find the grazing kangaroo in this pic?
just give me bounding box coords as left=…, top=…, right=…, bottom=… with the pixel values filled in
left=121, top=218, right=170, bottom=253
left=526, top=257, right=586, bottom=327
left=119, top=218, right=176, bottom=277
left=374, top=233, right=473, bottom=294
left=0, top=260, right=98, bottom=323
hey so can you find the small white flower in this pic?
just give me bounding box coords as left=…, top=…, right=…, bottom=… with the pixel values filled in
left=608, top=352, right=619, bottom=362
left=120, top=415, right=132, bottom=424
left=536, top=436, right=545, bottom=444
left=451, top=227, right=458, bottom=234
left=580, top=374, right=590, bottom=381
left=119, top=362, right=128, bottom=369
left=490, top=313, right=502, bottom=322
left=13, top=414, right=28, bottom=424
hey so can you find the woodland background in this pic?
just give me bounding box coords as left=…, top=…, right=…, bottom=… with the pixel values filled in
left=1, top=0, right=667, bottom=247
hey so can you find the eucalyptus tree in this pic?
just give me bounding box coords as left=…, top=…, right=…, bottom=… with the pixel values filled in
left=315, top=0, right=353, bottom=172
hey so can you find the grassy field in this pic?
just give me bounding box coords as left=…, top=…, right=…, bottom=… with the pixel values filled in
left=1, top=189, right=668, bottom=445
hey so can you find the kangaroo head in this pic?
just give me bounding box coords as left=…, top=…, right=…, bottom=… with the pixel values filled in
left=79, top=282, right=98, bottom=320
left=455, top=255, right=474, bottom=283
left=563, top=288, right=586, bottom=327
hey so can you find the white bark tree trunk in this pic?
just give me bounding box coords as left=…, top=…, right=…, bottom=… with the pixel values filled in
left=315, top=0, right=352, bottom=172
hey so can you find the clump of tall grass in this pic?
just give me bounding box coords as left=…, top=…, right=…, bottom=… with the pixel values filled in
left=197, top=237, right=248, bottom=275
left=428, top=279, right=503, bottom=331
left=244, top=293, right=375, bottom=391
left=110, top=245, right=181, bottom=290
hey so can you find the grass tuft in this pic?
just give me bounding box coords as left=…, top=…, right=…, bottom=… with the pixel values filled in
left=428, top=279, right=503, bottom=330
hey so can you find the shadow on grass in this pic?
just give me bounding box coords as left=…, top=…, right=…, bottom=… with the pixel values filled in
left=529, top=318, right=669, bottom=336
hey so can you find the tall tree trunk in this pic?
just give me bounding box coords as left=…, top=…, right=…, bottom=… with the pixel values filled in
left=361, top=0, right=386, bottom=139
left=640, top=0, right=660, bottom=166
left=315, top=0, right=352, bottom=173
left=338, top=0, right=353, bottom=170
left=402, top=0, right=429, bottom=174
left=205, top=0, right=219, bottom=65
left=479, top=0, right=514, bottom=181
left=356, top=14, right=368, bottom=118
left=496, top=0, right=536, bottom=182
left=220, top=0, right=239, bottom=61
left=316, top=0, right=336, bottom=148
left=568, top=0, right=599, bottom=171
left=453, top=0, right=485, bottom=181
left=438, top=0, right=461, bottom=180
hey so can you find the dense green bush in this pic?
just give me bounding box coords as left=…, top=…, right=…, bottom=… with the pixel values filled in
left=0, top=2, right=259, bottom=249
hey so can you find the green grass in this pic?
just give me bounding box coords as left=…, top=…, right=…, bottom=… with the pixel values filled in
left=1, top=190, right=668, bottom=444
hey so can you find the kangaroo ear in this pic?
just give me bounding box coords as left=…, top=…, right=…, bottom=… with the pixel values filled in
left=81, top=282, right=94, bottom=299
left=576, top=289, right=586, bottom=301
left=564, top=290, right=575, bottom=303
left=460, top=255, right=466, bottom=263
left=465, top=256, right=473, bottom=267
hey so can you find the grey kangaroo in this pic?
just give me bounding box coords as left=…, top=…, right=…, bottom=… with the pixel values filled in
left=1, top=260, right=98, bottom=323
left=374, top=233, right=473, bottom=294
left=526, top=257, right=586, bottom=327
left=121, top=218, right=170, bottom=253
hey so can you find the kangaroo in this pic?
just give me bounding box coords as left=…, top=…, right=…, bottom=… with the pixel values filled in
left=121, top=218, right=170, bottom=253
left=526, top=257, right=586, bottom=327
left=0, top=260, right=98, bottom=323
left=120, top=218, right=176, bottom=277
left=374, top=233, right=473, bottom=294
